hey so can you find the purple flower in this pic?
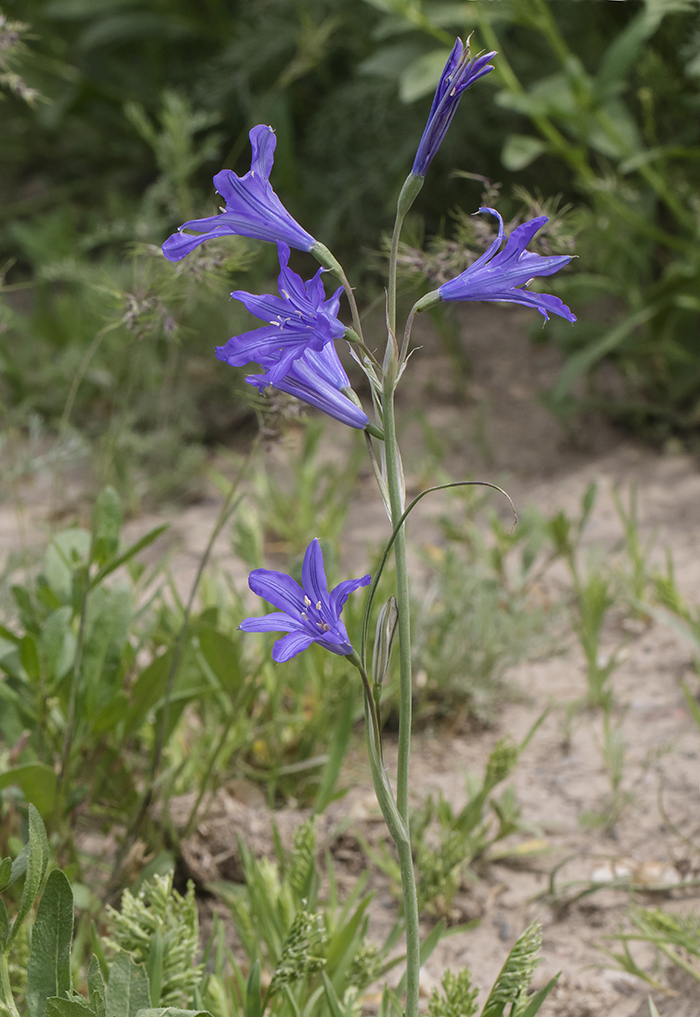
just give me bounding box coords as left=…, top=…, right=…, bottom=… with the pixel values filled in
left=240, top=538, right=370, bottom=662
left=215, top=242, right=345, bottom=384
left=412, top=39, right=496, bottom=177
left=162, top=125, right=315, bottom=261
left=243, top=343, right=370, bottom=431
left=437, top=208, right=576, bottom=322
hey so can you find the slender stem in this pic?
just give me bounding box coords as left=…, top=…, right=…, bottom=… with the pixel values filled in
left=0, top=953, right=21, bottom=1017
left=380, top=352, right=420, bottom=1017
left=312, top=243, right=366, bottom=345
left=355, top=666, right=420, bottom=1017
left=388, top=175, right=424, bottom=334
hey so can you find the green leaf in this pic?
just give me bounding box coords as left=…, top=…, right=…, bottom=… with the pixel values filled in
left=40, top=608, right=76, bottom=683
left=91, top=487, right=123, bottom=567
left=243, top=960, right=261, bottom=1017
left=0, top=899, right=8, bottom=947
left=551, top=305, right=657, bottom=401
left=92, top=525, right=169, bottom=586
left=325, top=893, right=371, bottom=977
left=123, top=650, right=173, bottom=735
left=399, top=47, right=453, bottom=102
left=501, top=134, right=547, bottom=171
left=44, top=530, right=91, bottom=604
left=20, top=635, right=41, bottom=681
left=197, top=627, right=243, bottom=697
left=681, top=680, right=700, bottom=734
left=135, top=1011, right=214, bottom=1017
left=88, top=957, right=107, bottom=1017
left=0, top=857, right=11, bottom=892
left=7, top=804, right=50, bottom=950
left=46, top=999, right=94, bottom=1017
left=28, top=869, right=74, bottom=1017
left=321, top=972, right=343, bottom=1017
left=0, top=764, right=58, bottom=817
left=648, top=997, right=661, bottom=1017
left=518, top=974, right=560, bottom=1017
left=7, top=843, right=29, bottom=890
left=145, top=930, right=164, bottom=1007
left=105, top=952, right=151, bottom=1017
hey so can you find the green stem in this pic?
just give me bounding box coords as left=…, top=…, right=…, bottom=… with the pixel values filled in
left=0, top=952, right=21, bottom=1017
left=388, top=175, right=424, bottom=333
left=380, top=351, right=420, bottom=1017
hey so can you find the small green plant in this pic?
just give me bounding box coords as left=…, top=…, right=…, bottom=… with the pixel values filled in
left=365, top=718, right=546, bottom=917
left=580, top=708, right=632, bottom=834
left=409, top=494, right=554, bottom=724
left=604, top=906, right=700, bottom=992
left=547, top=483, right=624, bottom=709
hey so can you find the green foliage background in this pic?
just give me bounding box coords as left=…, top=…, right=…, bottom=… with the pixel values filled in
left=2, top=0, right=700, bottom=495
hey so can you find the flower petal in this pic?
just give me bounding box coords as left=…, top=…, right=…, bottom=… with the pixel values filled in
left=273, top=630, right=316, bottom=663
left=239, top=612, right=299, bottom=633
left=249, top=124, right=277, bottom=180
left=330, top=575, right=371, bottom=618
left=248, top=568, right=306, bottom=614
left=301, top=538, right=331, bottom=615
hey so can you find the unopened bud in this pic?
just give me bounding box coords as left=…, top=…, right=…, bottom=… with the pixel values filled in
left=372, top=596, right=399, bottom=691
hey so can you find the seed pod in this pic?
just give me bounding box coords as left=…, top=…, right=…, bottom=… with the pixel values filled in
left=372, top=596, right=399, bottom=690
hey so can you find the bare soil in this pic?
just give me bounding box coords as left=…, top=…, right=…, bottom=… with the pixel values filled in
left=3, top=305, right=700, bottom=1015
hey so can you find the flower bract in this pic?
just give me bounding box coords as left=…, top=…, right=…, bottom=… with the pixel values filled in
left=412, top=39, right=496, bottom=177
left=215, top=242, right=345, bottom=383
left=437, top=207, right=576, bottom=322
left=162, top=125, right=315, bottom=261
left=240, top=537, right=370, bottom=662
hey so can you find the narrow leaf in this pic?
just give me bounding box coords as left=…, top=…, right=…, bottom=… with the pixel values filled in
left=7, top=804, right=50, bottom=950
left=518, top=974, right=560, bottom=1017
left=243, top=960, right=261, bottom=1017
left=0, top=857, right=11, bottom=891
left=28, top=869, right=74, bottom=1017
left=361, top=480, right=515, bottom=666
left=92, top=525, right=169, bottom=586
left=88, top=957, right=106, bottom=1014
left=320, top=972, right=343, bottom=1017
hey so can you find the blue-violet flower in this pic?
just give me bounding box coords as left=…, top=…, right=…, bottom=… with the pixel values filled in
left=437, top=208, right=576, bottom=322
left=162, top=125, right=315, bottom=261
left=215, top=242, right=345, bottom=383
left=412, top=38, right=496, bottom=177
left=241, top=343, right=370, bottom=431
left=240, top=537, right=370, bottom=662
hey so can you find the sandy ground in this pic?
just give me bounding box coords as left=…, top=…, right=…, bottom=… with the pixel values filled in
left=2, top=305, right=700, bottom=1015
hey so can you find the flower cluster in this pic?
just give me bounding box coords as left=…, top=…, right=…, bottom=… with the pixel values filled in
left=161, top=40, right=577, bottom=666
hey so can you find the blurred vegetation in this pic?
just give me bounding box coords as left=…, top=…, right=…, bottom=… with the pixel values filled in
left=3, top=0, right=700, bottom=495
